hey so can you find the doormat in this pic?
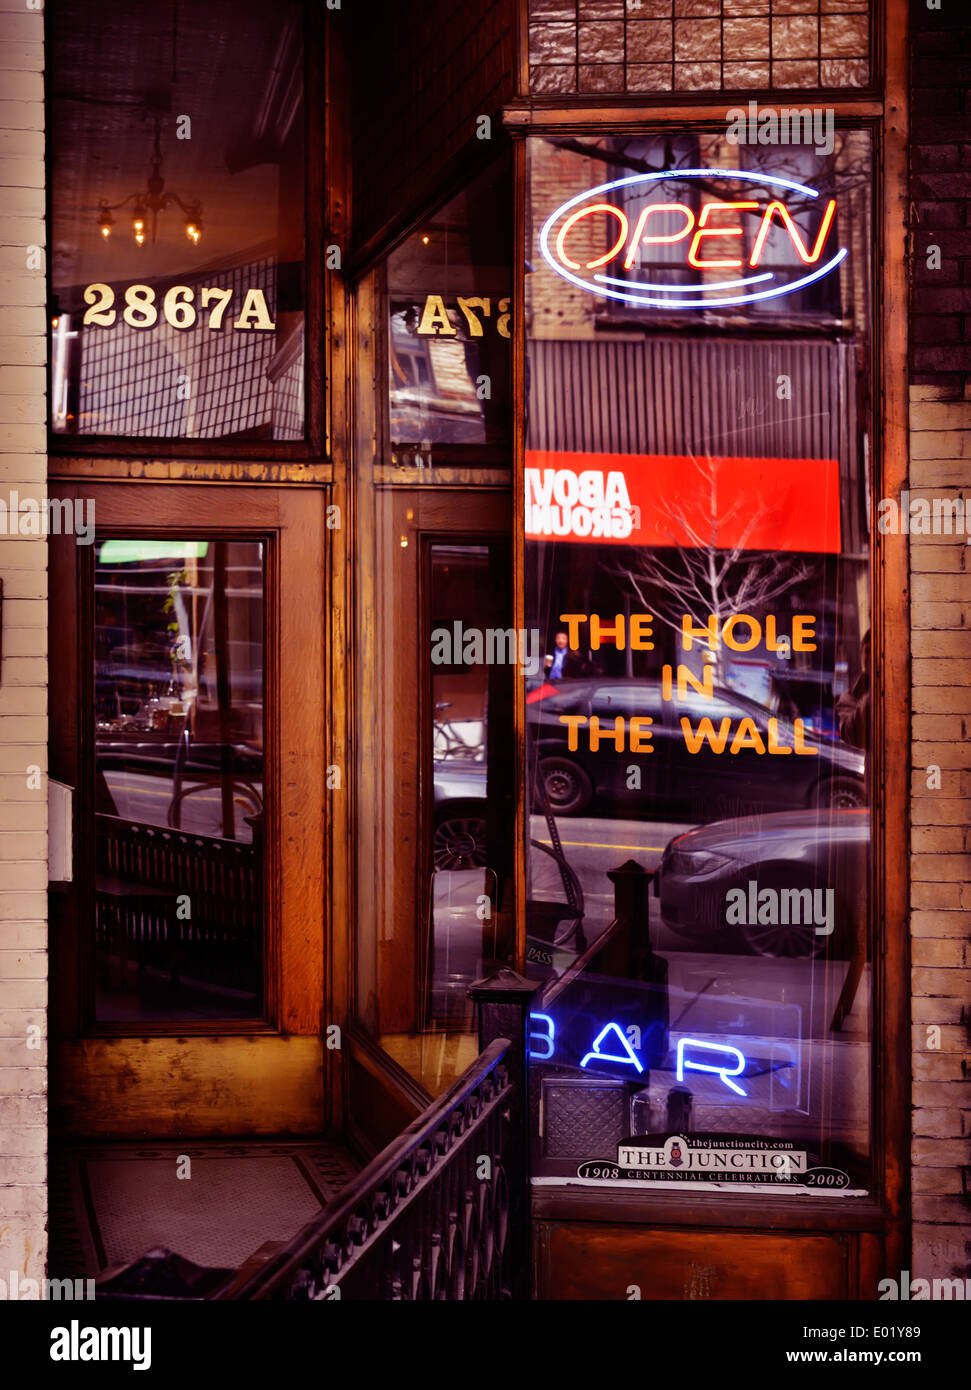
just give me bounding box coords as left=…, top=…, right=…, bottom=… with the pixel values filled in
left=48, top=1140, right=359, bottom=1279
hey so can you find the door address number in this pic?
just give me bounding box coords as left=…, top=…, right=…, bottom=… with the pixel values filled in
left=81, top=283, right=276, bottom=331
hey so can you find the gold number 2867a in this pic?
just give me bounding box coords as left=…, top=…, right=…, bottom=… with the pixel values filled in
left=81, top=284, right=276, bottom=331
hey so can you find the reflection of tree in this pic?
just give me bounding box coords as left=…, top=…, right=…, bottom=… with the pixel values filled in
left=604, top=454, right=813, bottom=681
left=548, top=130, right=871, bottom=214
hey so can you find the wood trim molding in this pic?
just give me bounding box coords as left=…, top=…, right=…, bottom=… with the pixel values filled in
left=873, top=0, right=911, bottom=1269
left=502, top=101, right=886, bottom=135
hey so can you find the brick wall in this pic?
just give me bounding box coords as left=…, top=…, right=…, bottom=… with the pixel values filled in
left=0, top=2, right=48, bottom=1286
left=908, top=0, right=971, bottom=1282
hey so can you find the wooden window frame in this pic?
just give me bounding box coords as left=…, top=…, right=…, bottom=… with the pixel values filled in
left=506, top=0, right=909, bottom=1260
left=44, top=1, right=328, bottom=470
left=48, top=482, right=328, bottom=1043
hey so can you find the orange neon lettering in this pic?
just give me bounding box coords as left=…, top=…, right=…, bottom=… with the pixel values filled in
left=686, top=201, right=759, bottom=269
left=749, top=198, right=837, bottom=267
left=623, top=203, right=694, bottom=270
left=555, top=203, right=630, bottom=270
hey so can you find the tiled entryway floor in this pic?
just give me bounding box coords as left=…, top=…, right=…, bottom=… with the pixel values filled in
left=49, top=1139, right=360, bottom=1279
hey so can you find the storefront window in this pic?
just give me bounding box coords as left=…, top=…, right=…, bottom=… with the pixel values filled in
left=50, top=0, right=306, bottom=440
left=525, top=132, right=873, bottom=1194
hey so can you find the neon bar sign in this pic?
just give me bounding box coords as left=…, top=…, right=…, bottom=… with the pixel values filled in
left=528, top=1013, right=800, bottom=1102
left=540, top=169, right=846, bottom=309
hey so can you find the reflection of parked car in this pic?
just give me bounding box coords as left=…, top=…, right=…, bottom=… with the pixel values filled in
left=528, top=678, right=866, bottom=820
left=433, top=760, right=488, bottom=870
left=655, top=808, right=869, bottom=957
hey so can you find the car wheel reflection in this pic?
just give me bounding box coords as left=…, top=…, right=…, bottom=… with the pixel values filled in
left=738, top=889, right=829, bottom=958
left=539, top=757, right=593, bottom=815
left=433, top=812, right=488, bottom=870
left=814, top=777, right=866, bottom=811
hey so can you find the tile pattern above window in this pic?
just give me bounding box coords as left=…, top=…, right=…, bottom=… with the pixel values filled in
left=528, top=0, right=870, bottom=94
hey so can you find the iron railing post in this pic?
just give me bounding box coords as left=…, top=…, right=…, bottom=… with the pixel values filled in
left=469, top=967, right=539, bottom=1300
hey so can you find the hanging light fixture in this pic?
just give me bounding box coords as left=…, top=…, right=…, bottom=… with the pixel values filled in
left=98, top=114, right=204, bottom=248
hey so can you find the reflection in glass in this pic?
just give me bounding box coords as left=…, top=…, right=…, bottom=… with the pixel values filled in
left=50, top=0, right=305, bottom=439
left=427, top=545, right=512, bottom=1028
left=525, top=132, right=873, bottom=1191
left=387, top=163, right=511, bottom=465
left=94, top=539, right=264, bottom=1021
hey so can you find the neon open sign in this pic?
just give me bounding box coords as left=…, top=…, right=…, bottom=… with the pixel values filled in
left=539, top=169, right=846, bottom=309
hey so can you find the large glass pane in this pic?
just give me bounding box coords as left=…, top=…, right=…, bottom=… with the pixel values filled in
left=50, top=0, right=305, bottom=440
left=525, top=132, right=873, bottom=1194
left=94, top=539, right=265, bottom=1020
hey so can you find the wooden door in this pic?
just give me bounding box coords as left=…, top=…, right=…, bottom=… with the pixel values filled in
left=49, top=482, right=327, bottom=1137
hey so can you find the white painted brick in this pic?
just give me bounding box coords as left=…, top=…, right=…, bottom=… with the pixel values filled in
left=0, top=1068, right=46, bottom=1096
left=0, top=216, right=46, bottom=246
left=0, top=423, right=45, bottom=451
left=0, top=179, right=43, bottom=212
left=0, top=365, right=44, bottom=393
left=0, top=390, right=45, bottom=422
left=0, top=744, right=46, bottom=772
left=0, top=1125, right=46, bottom=1156
left=0, top=128, right=43, bottom=158
left=1, top=600, right=47, bottom=628
left=0, top=893, right=48, bottom=921
left=1, top=627, right=47, bottom=658
left=0, top=44, right=45, bottom=74
left=0, top=686, right=48, bottom=715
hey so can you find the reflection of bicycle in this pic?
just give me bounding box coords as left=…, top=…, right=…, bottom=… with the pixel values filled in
left=433, top=701, right=485, bottom=761
left=166, top=728, right=263, bottom=835
left=167, top=778, right=263, bottom=832
left=526, top=759, right=586, bottom=954
left=529, top=837, right=585, bottom=948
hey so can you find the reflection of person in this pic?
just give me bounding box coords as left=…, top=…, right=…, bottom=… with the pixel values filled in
left=836, top=630, right=870, bottom=751
left=769, top=674, right=801, bottom=723
left=544, top=631, right=587, bottom=680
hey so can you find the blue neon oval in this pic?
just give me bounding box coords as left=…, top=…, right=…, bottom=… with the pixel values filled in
left=539, top=168, right=845, bottom=309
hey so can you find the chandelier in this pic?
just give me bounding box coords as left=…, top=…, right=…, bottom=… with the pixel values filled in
left=97, top=115, right=203, bottom=248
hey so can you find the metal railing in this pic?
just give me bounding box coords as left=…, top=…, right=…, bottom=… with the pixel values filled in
left=222, top=1036, right=523, bottom=1300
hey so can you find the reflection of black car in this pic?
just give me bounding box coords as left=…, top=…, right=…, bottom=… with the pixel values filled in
left=655, top=808, right=869, bottom=957
left=528, top=678, right=865, bottom=820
